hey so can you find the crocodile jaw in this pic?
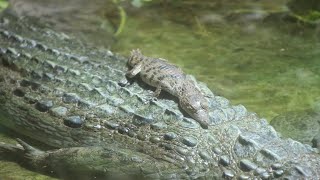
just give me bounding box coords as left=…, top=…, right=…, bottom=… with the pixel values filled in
left=192, top=109, right=209, bottom=129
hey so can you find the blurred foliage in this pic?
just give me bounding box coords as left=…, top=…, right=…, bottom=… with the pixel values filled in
left=290, top=10, right=320, bottom=25
left=288, top=0, right=320, bottom=23
left=130, top=0, right=152, bottom=8
left=112, top=0, right=153, bottom=36
left=302, top=10, right=320, bottom=21
left=288, top=0, right=320, bottom=15
left=0, top=0, right=8, bottom=11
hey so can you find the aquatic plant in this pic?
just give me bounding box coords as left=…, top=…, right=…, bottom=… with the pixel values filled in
left=290, top=10, right=320, bottom=25
left=112, top=0, right=152, bottom=36
left=287, top=0, right=320, bottom=24
left=303, top=10, right=320, bottom=21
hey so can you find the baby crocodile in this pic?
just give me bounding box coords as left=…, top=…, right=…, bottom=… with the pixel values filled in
left=126, top=49, right=209, bottom=128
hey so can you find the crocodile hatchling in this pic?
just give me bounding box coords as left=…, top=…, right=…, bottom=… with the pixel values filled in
left=126, top=49, right=210, bottom=129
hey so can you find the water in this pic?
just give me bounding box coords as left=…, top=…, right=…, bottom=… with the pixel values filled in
left=112, top=0, right=320, bottom=120
left=0, top=0, right=319, bottom=179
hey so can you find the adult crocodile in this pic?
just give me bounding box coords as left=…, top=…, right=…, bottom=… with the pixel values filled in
left=270, top=100, right=320, bottom=151
left=0, top=11, right=319, bottom=179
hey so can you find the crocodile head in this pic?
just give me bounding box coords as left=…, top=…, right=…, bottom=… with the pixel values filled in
left=128, top=49, right=143, bottom=67
left=179, top=93, right=210, bottom=129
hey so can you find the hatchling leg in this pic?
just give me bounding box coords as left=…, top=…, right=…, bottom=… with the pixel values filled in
left=153, top=85, right=162, bottom=97
left=126, top=63, right=142, bottom=78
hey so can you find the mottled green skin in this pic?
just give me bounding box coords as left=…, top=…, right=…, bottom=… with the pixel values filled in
left=0, top=12, right=320, bottom=179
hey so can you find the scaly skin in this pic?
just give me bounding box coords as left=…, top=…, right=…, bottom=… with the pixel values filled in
left=0, top=11, right=320, bottom=179
left=127, top=49, right=209, bottom=128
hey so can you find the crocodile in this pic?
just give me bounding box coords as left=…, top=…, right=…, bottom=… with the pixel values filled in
left=126, top=49, right=209, bottom=129
left=0, top=11, right=320, bottom=179
left=270, top=105, right=320, bottom=150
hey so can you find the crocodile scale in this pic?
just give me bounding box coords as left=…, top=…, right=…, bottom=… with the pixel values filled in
left=0, top=12, right=319, bottom=179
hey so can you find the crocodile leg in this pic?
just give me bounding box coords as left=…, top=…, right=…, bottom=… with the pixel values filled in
left=0, top=139, right=187, bottom=179
left=126, top=63, right=142, bottom=78
left=153, top=85, right=162, bottom=97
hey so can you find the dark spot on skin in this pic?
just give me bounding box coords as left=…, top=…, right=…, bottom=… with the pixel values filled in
left=145, top=66, right=153, bottom=73
left=150, top=74, right=155, bottom=81
left=147, top=66, right=158, bottom=73
left=142, top=73, right=148, bottom=79
left=157, top=75, right=166, bottom=81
